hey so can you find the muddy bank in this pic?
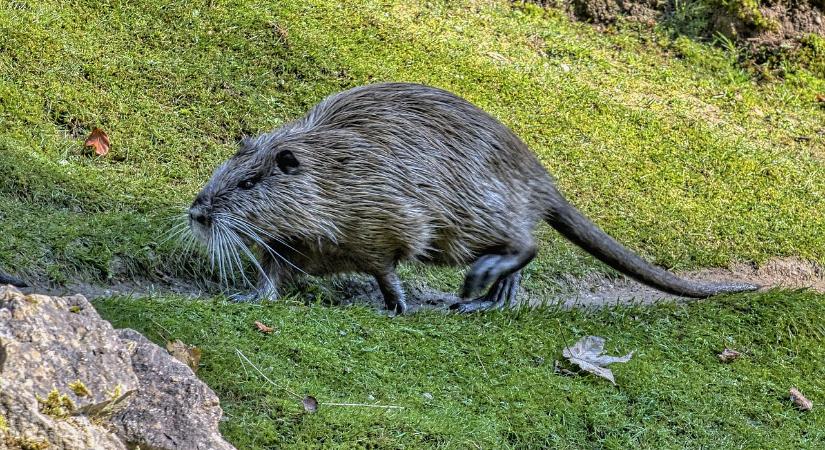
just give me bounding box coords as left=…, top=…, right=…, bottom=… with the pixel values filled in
left=19, top=257, right=825, bottom=313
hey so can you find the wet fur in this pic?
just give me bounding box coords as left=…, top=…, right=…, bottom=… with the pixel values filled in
left=190, top=82, right=758, bottom=312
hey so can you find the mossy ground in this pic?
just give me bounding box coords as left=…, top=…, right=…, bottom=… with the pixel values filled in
left=95, top=291, right=825, bottom=448
left=1, top=0, right=823, bottom=285
left=2, top=0, right=824, bottom=447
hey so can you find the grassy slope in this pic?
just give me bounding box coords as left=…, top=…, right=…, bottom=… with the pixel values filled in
left=1, top=0, right=823, bottom=288
left=2, top=0, right=825, bottom=447
left=96, top=291, right=825, bottom=448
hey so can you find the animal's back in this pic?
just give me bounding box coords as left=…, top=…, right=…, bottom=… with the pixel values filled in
left=300, top=82, right=555, bottom=265
left=189, top=81, right=759, bottom=313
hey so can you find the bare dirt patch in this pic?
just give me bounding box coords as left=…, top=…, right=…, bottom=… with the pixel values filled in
left=532, top=0, right=824, bottom=54
left=23, top=257, right=822, bottom=313
left=686, top=256, right=825, bottom=292
left=335, top=255, right=825, bottom=310
left=555, top=257, right=825, bottom=308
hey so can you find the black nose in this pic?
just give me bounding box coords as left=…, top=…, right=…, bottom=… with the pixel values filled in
left=189, top=207, right=210, bottom=226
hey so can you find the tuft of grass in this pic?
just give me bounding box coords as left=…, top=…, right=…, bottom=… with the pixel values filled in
left=0, top=0, right=823, bottom=289
left=95, top=290, right=825, bottom=448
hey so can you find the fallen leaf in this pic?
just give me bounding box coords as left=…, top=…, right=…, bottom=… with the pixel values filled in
left=255, top=320, right=274, bottom=333
left=84, top=128, right=110, bottom=156
left=790, top=387, right=813, bottom=411
left=562, top=336, right=633, bottom=385
left=816, top=93, right=825, bottom=104
left=166, top=339, right=202, bottom=373
left=303, top=396, right=318, bottom=413
left=717, top=348, right=741, bottom=363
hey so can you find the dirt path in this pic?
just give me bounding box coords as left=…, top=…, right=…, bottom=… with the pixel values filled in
left=20, top=257, right=824, bottom=313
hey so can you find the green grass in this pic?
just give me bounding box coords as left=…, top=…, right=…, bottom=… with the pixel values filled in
left=1, top=0, right=823, bottom=287
left=95, top=290, right=825, bottom=448
left=2, top=0, right=825, bottom=447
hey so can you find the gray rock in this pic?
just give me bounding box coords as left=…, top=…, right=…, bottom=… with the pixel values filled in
left=0, top=286, right=236, bottom=450
left=111, top=329, right=235, bottom=450
left=0, top=289, right=138, bottom=416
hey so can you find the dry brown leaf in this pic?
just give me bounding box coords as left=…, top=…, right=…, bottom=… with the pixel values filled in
left=790, top=387, right=813, bottom=411
left=561, top=336, right=633, bottom=385
left=717, top=348, right=741, bottom=363
left=302, top=396, right=318, bottom=413
left=84, top=128, right=110, bottom=156
left=166, top=339, right=202, bottom=373
left=815, top=93, right=825, bottom=104
left=255, top=320, right=274, bottom=333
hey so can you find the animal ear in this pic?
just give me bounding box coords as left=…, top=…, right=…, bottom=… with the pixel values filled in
left=275, top=149, right=300, bottom=174
left=237, top=136, right=256, bottom=156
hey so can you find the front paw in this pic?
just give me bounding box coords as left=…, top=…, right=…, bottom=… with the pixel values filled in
left=385, top=299, right=408, bottom=316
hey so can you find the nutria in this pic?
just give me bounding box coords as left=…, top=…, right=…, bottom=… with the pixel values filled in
left=188, top=82, right=758, bottom=313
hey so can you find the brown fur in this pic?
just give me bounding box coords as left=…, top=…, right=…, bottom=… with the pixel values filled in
left=189, top=82, right=757, bottom=313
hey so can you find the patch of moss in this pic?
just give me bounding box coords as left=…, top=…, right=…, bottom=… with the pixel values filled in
left=1, top=421, right=50, bottom=450
left=795, top=33, right=825, bottom=78
left=95, top=290, right=825, bottom=448
left=17, top=438, right=50, bottom=450
left=1, top=0, right=823, bottom=288
left=713, top=0, right=780, bottom=34
left=36, top=388, right=76, bottom=419
left=68, top=380, right=91, bottom=397
left=109, top=384, right=123, bottom=401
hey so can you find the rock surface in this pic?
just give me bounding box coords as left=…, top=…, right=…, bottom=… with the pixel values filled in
left=0, top=286, right=236, bottom=450
left=112, top=329, right=235, bottom=450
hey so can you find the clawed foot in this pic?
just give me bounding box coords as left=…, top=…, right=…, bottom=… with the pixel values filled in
left=460, top=254, right=509, bottom=299
left=459, top=247, right=535, bottom=299
left=451, top=271, right=521, bottom=314
left=385, top=298, right=408, bottom=316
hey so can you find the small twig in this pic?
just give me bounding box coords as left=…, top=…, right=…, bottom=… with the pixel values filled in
left=150, top=318, right=172, bottom=342
left=236, top=349, right=251, bottom=379
left=557, top=318, right=575, bottom=360
left=235, top=348, right=405, bottom=411
left=320, top=402, right=404, bottom=409
left=235, top=348, right=301, bottom=399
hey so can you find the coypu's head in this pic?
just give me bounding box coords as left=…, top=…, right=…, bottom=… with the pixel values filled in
left=188, top=135, right=305, bottom=256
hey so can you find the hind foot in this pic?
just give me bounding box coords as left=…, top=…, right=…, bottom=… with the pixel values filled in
left=451, top=271, right=522, bottom=313
left=460, top=246, right=536, bottom=299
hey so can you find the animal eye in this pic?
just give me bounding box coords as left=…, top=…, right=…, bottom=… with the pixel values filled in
left=239, top=179, right=256, bottom=189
